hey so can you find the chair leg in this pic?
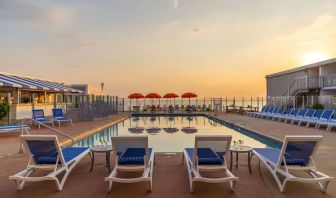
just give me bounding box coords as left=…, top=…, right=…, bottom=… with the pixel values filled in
left=108, top=181, right=113, bottom=192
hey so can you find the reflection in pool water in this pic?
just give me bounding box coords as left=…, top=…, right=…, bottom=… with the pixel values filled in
left=73, top=115, right=281, bottom=152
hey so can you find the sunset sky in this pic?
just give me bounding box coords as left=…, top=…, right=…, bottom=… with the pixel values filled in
left=1, top=0, right=335, bottom=97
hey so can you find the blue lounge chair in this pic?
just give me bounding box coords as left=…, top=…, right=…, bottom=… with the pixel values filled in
left=259, top=106, right=276, bottom=119
left=273, top=108, right=292, bottom=121
left=322, top=116, right=336, bottom=131
left=105, top=136, right=155, bottom=192
left=52, top=109, right=73, bottom=127
left=255, top=106, right=271, bottom=118
left=32, top=109, right=54, bottom=129
left=265, top=107, right=282, bottom=119
left=295, top=109, right=316, bottom=126
left=290, top=108, right=309, bottom=124
left=9, top=135, right=89, bottom=190
left=249, top=106, right=268, bottom=117
left=253, top=135, right=333, bottom=192
left=305, top=109, right=324, bottom=127
left=283, top=108, right=300, bottom=123
left=0, top=124, right=30, bottom=134
left=314, top=110, right=334, bottom=130
left=269, top=107, right=287, bottom=120
left=183, top=135, right=238, bottom=192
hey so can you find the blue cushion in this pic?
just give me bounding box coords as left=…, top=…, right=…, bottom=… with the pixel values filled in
left=254, top=148, right=307, bottom=166
left=118, top=148, right=153, bottom=165
left=0, top=124, right=29, bottom=131
left=35, top=147, right=88, bottom=164
left=185, top=148, right=224, bottom=165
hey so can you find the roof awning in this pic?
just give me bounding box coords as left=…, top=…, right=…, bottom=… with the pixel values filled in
left=0, top=73, right=82, bottom=93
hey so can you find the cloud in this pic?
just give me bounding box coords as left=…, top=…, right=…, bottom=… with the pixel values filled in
left=0, top=0, right=74, bottom=29
left=172, top=0, right=178, bottom=9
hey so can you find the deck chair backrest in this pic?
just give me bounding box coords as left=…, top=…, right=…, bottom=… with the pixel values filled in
left=278, top=108, right=286, bottom=114
left=260, top=106, right=267, bottom=112
left=33, top=109, right=45, bottom=120
left=267, top=106, right=274, bottom=113
left=297, top=108, right=309, bottom=117
left=304, top=109, right=316, bottom=118
left=194, top=135, right=232, bottom=166
left=289, top=108, right=299, bottom=116
left=111, top=136, right=149, bottom=165
left=277, top=135, right=322, bottom=167
left=312, top=109, right=324, bottom=119
left=52, top=109, right=64, bottom=119
left=271, top=107, right=279, bottom=114
left=21, top=135, right=65, bottom=167
left=284, top=108, right=292, bottom=115
left=321, top=110, right=334, bottom=121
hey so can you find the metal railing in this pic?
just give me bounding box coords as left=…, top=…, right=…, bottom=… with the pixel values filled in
left=119, top=97, right=266, bottom=112
left=18, top=119, right=75, bottom=154
left=21, top=118, right=75, bottom=143
left=322, top=74, right=336, bottom=87
left=267, top=95, right=336, bottom=109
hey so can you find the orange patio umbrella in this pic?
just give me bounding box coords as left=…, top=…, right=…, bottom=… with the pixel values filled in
left=128, top=93, right=144, bottom=106
left=128, top=93, right=144, bottom=99
left=163, top=93, right=179, bottom=105
left=145, top=93, right=162, bottom=105
left=181, top=92, right=198, bottom=106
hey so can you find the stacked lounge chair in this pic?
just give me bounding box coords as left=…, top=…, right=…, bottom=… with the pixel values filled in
left=249, top=106, right=336, bottom=131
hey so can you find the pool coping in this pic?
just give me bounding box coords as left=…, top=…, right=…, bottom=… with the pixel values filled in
left=60, top=115, right=131, bottom=146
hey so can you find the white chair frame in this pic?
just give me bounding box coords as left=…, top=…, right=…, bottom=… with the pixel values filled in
left=253, top=135, right=333, bottom=193
left=105, top=135, right=155, bottom=192
left=183, top=135, right=238, bottom=192
left=9, top=135, right=89, bottom=191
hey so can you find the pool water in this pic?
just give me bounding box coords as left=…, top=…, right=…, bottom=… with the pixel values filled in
left=73, top=115, right=281, bottom=152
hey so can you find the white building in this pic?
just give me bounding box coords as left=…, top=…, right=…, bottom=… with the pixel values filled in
left=0, top=72, right=81, bottom=121
left=266, top=58, right=336, bottom=97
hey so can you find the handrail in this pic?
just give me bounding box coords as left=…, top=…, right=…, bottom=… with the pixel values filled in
left=20, top=118, right=75, bottom=144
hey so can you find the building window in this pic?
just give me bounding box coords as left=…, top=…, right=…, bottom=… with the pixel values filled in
left=20, top=91, right=32, bottom=103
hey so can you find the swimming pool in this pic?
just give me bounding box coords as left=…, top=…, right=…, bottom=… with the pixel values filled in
left=73, top=115, right=281, bottom=152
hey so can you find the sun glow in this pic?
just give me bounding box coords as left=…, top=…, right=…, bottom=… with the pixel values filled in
left=302, top=51, right=329, bottom=65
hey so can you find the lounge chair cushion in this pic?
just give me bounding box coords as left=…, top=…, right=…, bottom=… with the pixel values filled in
left=185, top=148, right=224, bottom=165
left=0, top=124, right=29, bottom=131
left=118, top=148, right=153, bottom=165
left=35, top=147, right=88, bottom=164
left=35, top=117, right=48, bottom=122
left=254, top=148, right=306, bottom=166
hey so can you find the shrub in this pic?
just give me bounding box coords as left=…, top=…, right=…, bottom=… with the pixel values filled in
left=311, top=103, right=324, bottom=109
left=0, top=102, right=10, bottom=120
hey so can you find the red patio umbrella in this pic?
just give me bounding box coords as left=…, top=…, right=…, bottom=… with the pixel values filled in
left=181, top=92, right=197, bottom=106
left=128, top=93, right=144, bottom=99
left=163, top=93, right=179, bottom=98
left=145, top=93, right=162, bottom=105
left=163, top=93, right=179, bottom=106
left=128, top=93, right=144, bottom=106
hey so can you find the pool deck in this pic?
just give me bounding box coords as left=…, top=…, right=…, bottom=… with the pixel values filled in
left=0, top=112, right=335, bottom=198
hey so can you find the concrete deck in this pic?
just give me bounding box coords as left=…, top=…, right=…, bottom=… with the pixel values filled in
left=0, top=112, right=335, bottom=198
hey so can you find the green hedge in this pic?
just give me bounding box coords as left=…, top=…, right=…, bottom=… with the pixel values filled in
left=0, top=102, right=10, bottom=120
left=311, top=103, right=324, bottom=109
